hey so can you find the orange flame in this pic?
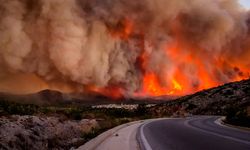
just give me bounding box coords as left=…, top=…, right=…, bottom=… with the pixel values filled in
left=142, top=72, right=184, bottom=96
left=85, top=85, right=123, bottom=99
left=143, top=73, right=166, bottom=96
left=172, top=79, right=182, bottom=91
left=138, top=42, right=249, bottom=97
left=87, top=17, right=250, bottom=98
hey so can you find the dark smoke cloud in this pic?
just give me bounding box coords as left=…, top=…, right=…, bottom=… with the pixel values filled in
left=0, top=0, right=249, bottom=95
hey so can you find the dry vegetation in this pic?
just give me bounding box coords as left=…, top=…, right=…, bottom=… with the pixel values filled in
left=0, top=100, right=151, bottom=150
left=149, top=79, right=250, bottom=127
left=0, top=79, right=249, bottom=149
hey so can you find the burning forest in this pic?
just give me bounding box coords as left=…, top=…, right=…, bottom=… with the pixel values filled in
left=0, top=0, right=250, bottom=98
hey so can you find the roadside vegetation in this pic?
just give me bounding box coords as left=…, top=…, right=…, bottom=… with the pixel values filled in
left=224, top=106, right=250, bottom=128
left=0, top=99, right=152, bottom=147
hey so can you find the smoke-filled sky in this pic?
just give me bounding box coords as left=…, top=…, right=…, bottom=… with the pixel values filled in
left=240, top=0, right=250, bottom=9
left=0, top=0, right=249, bottom=97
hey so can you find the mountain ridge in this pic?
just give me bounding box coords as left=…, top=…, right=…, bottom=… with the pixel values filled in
left=0, top=78, right=249, bottom=107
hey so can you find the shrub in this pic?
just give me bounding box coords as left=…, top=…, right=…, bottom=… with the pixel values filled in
left=0, top=100, right=39, bottom=115
left=225, top=106, right=250, bottom=127
left=64, top=108, right=82, bottom=120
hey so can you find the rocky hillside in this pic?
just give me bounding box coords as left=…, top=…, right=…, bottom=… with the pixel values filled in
left=0, top=115, right=97, bottom=150
left=151, top=78, right=250, bottom=116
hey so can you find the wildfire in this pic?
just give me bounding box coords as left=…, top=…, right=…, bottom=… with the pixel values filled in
left=137, top=40, right=250, bottom=97
left=107, top=18, right=249, bottom=97
left=142, top=72, right=184, bottom=96
left=85, top=20, right=250, bottom=98
left=85, top=85, right=123, bottom=99
left=143, top=73, right=166, bottom=96
left=1, top=0, right=250, bottom=98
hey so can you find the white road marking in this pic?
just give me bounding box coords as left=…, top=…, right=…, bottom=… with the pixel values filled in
left=184, top=117, right=250, bottom=145
left=139, top=121, right=153, bottom=150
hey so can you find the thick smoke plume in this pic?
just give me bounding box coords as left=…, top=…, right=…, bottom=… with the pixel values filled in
left=0, top=0, right=249, bottom=96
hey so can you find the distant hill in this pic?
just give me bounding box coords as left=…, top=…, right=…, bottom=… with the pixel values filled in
left=151, top=78, right=250, bottom=116
left=0, top=89, right=165, bottom=106
left=1, top=79, right=249, bottom=109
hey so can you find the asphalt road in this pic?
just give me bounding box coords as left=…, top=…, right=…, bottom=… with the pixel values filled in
left=138, top=116, right=250, bottom=150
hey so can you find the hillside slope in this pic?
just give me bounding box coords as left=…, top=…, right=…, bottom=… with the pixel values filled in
left=151, top=79, right=250, bottom=116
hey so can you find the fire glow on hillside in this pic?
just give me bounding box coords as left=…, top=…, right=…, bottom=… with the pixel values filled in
left=0, top=0, right=249, bottom=98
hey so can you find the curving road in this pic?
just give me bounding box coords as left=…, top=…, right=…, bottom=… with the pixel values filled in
left=138, top=116, right=250, bottom=150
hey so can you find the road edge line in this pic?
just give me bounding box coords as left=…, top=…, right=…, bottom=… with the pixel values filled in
left=137, top=118, right=177, bottom=150
left=137, top=120, right=153, bottom=150
left=184, top=117, right=250, bottom=145
left=215, top=117, right=250, bottom=131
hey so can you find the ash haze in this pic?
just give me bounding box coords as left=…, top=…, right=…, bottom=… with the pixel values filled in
left=0, top=0, right=250, bottom=96
left=240, top=0, right=250, bottom=9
